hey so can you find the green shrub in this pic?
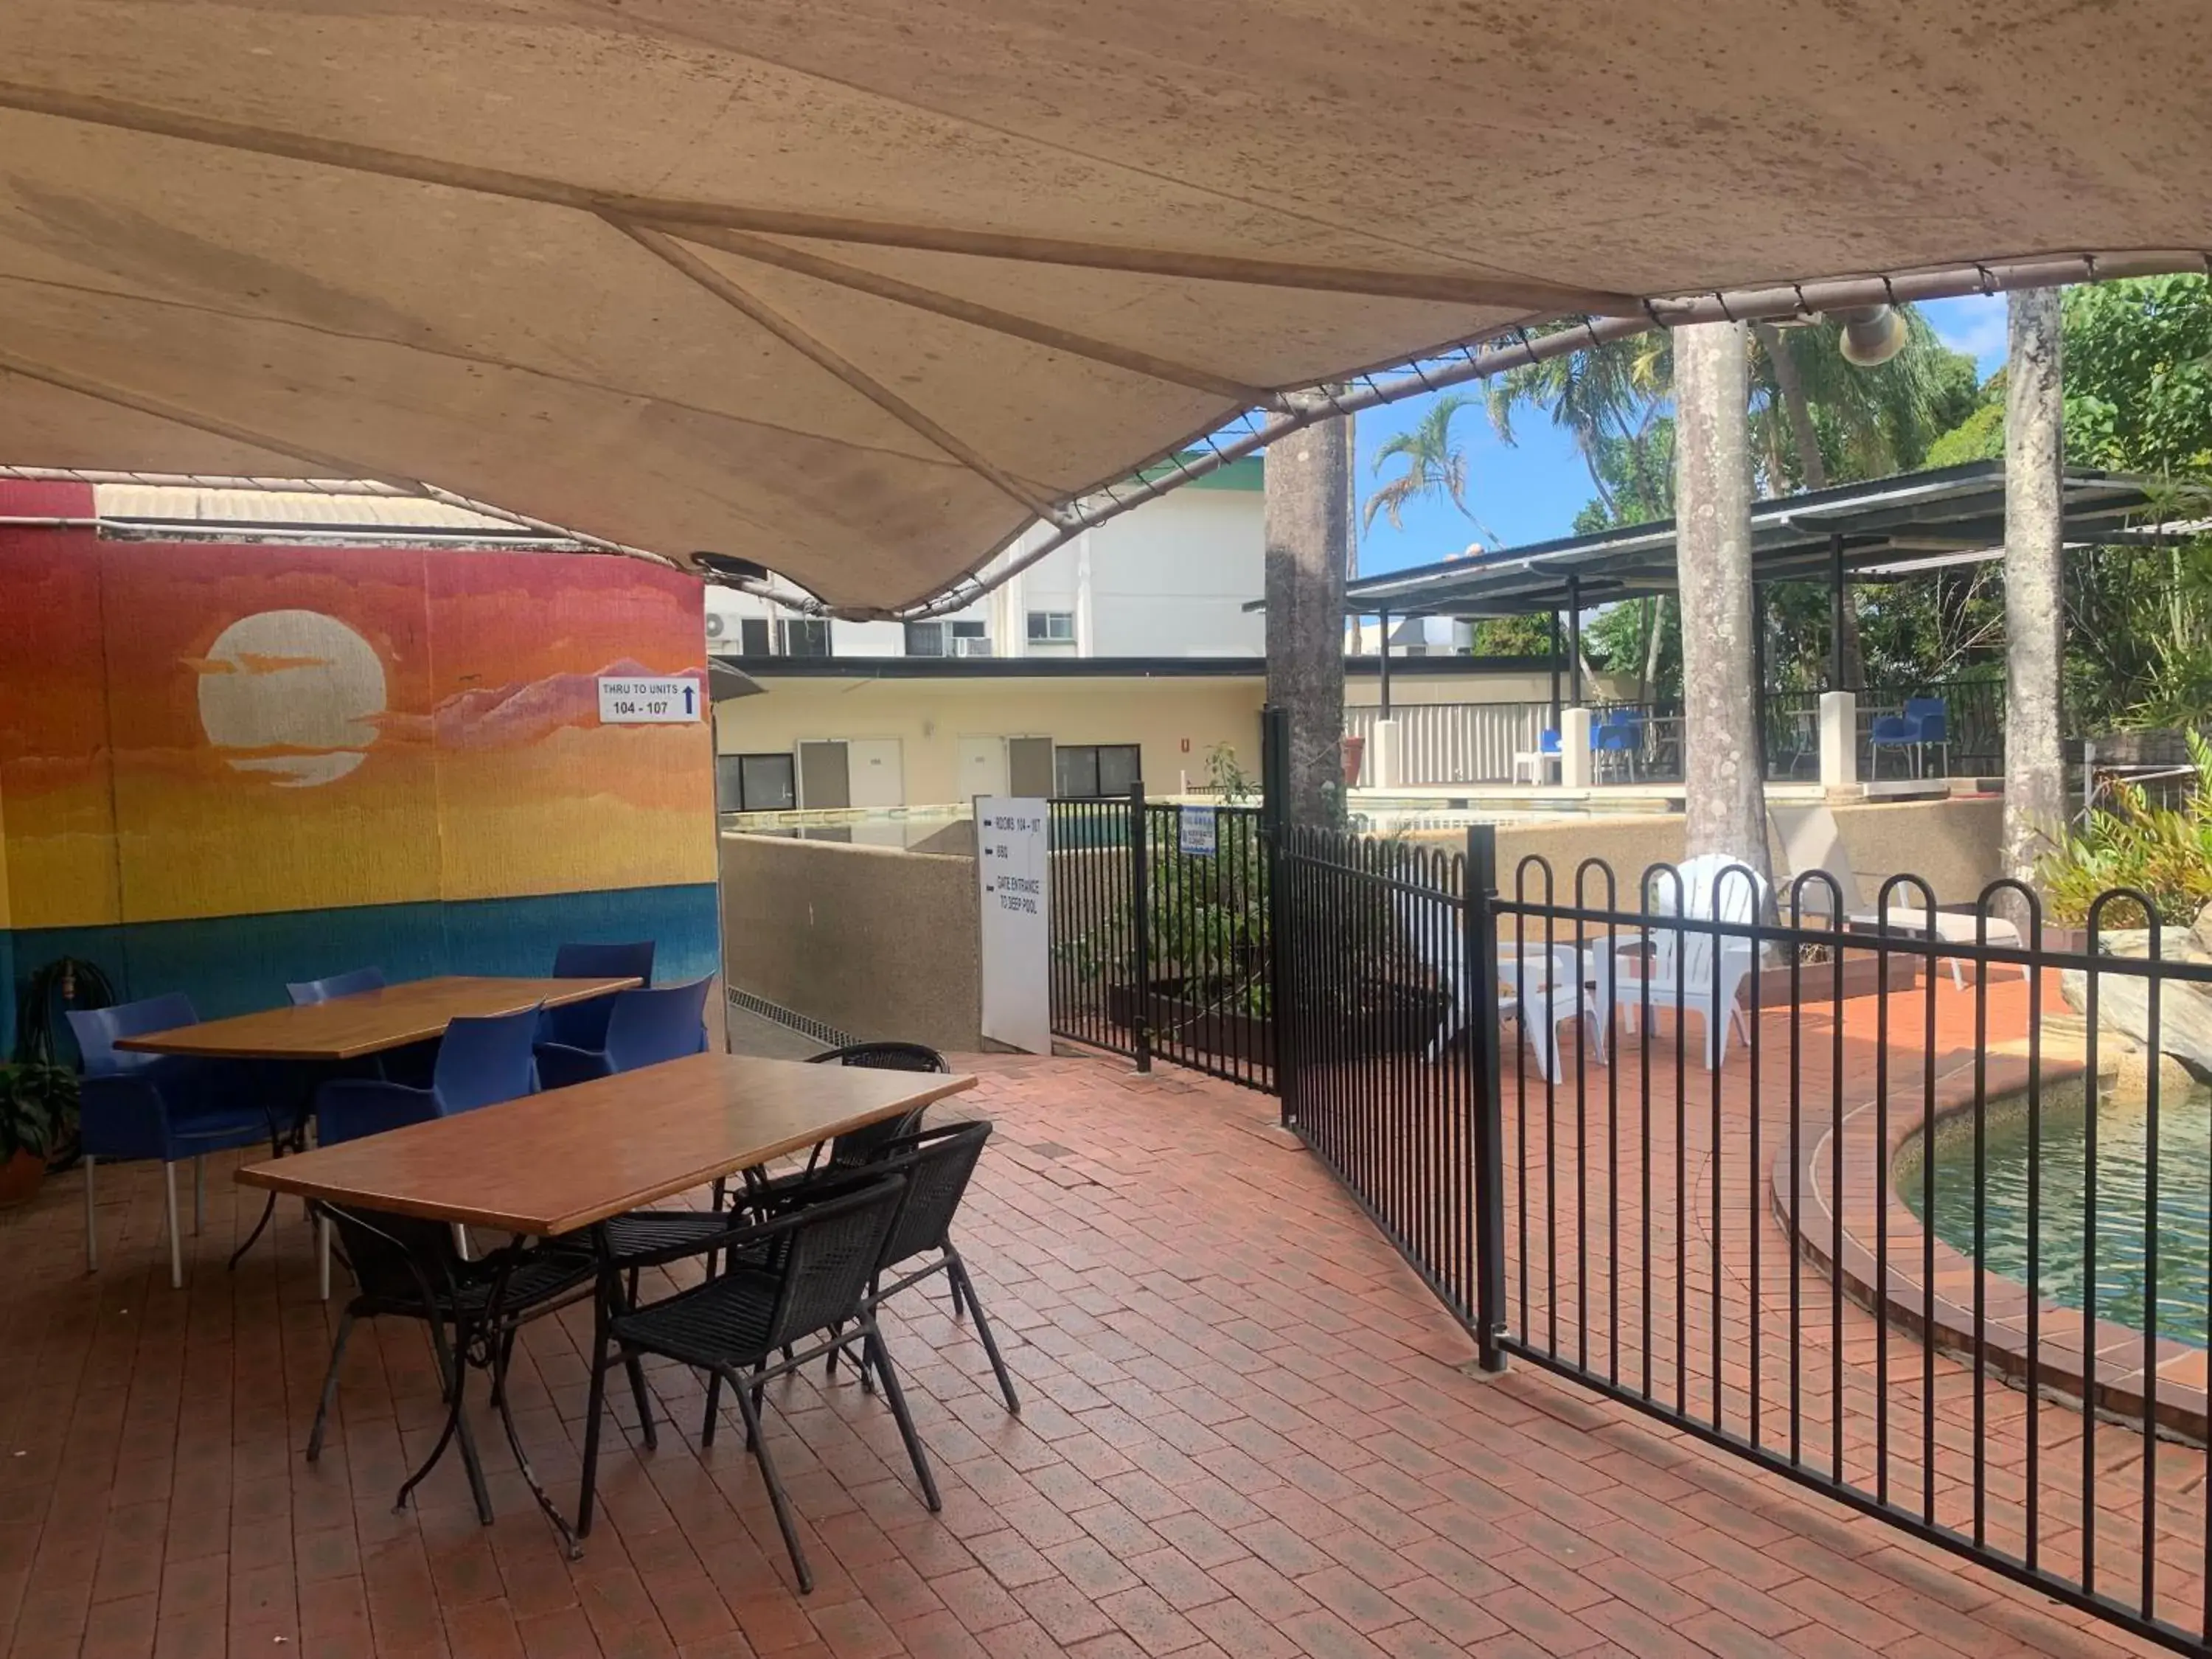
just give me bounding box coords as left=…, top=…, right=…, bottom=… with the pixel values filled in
left=2037, top=731, right=2212, bottom=927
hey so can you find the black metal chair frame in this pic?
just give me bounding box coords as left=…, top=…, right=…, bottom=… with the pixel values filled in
left=306, top=1203, right=603, bottom=1536
left=830, top=1120, right=1020, bottom=1416
left=575, top=1175, right=940, bottom=1593
left=604, top=1039, right=949, bottom=1287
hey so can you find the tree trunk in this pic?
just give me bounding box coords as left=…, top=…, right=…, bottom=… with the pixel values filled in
left=1757, top=321, right=1867, bottom=689
left=1675, top=321, right=1770, bottom=879
left=2000, top=288, right=2066, bottom=931
left=1265, top=415, right=1352, bottom=827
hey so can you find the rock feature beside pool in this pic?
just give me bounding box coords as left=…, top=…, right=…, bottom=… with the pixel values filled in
left=2058, top=902, right=2212, bottom=1088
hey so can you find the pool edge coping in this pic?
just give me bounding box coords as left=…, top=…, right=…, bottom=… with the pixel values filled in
left=1776, top=1037, right=2211, bottom=1445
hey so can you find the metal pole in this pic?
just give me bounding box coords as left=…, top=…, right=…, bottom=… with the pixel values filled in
left=1566, top=577, right=1585, bottom=706
left=1127, top=778, right=1152, bottom=1073
left=1829, top=531, right=1847, bottom=691
left=1753, top=580, right=1769, bottom=781
left=1261, top=705, right=1294, bottom=1126
left=1549, top=612, right=1564, bottom=728
left=1377, top=608, right=1393, bottom=718
left=1467, top=822, right=1509, bottom=1372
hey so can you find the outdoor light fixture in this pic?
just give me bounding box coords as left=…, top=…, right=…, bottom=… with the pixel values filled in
left=1835, top=304, right=1908, bottom=367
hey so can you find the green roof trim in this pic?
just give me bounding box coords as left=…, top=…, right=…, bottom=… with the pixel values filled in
left=1131, top=452, right=1263, bottom=492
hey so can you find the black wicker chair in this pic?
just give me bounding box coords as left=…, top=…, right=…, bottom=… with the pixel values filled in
left=577, top=1175, right=937, bottom=1592
left=307, top=1205, right=599, bottom=1524
left=599, top=1038, right=950, bottom=1273
left=835, top=1119, right=1018, bottom=1414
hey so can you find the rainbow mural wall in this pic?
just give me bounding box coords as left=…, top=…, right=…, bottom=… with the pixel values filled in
left=0, top=489, right=718, bottom=1048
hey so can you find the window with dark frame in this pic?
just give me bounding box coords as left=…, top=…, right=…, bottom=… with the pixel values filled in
left=907, top=619, right=988, bottom=657
left=1052, top=742, right=1142, bottom=798
left=1026, top=610, right=1076, bottom=643
left=738, top=617, right=771, bottom=656
left=778, top=618, right=832, bottom=657
left=721, top=751, right=796, bottom=811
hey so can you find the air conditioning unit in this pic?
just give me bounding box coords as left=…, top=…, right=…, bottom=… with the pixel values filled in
left=953, top=636, right=995, bottom=658
left=704, top=613, right=726, bottom=640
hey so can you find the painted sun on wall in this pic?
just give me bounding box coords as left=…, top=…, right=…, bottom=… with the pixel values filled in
left=0, top=526, right=718, bottom=1023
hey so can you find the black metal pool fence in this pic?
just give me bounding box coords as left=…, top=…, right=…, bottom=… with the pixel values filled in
left=1044, top=714, right=2212, bottom=1653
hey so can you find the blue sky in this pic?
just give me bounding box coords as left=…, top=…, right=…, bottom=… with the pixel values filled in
left=1349, top=294, right=2012, bottom=579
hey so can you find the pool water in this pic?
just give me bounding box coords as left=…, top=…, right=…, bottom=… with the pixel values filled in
left=1902, top=1076, right=2212, bottom=1347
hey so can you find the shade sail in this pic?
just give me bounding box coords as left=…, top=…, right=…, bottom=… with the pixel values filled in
left=0, top=3, right=2206, bottom=610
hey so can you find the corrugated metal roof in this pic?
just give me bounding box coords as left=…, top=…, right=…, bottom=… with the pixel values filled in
left=91, top=483, right=530, bottom=532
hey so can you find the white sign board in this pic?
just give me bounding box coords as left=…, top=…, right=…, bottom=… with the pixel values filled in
left=975, top=796, right=1051, bottom=1055
left=597, top=675, right=702, bottom=723
left=1178, top=804, right=1217, bottom=857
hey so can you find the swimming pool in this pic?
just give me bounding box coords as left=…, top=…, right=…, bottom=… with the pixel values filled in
left=1901, top=1074, right=2212, bottom=1347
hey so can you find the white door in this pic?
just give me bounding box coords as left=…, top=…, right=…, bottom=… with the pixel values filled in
left=845, top=737, right=905, bottom=808
left=958, top=736, right=1007, bottom=801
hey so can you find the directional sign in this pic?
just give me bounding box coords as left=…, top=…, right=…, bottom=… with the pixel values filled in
left=597, top=675, right=702, bottom=723
left=975, top=796, right=1051, bottom=1054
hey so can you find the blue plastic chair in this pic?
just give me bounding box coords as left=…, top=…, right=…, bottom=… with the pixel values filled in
left=1590, top=712, right=1644, bottom=780
left=286, top=967, right=387, bottom=1005
left=535, top=978, right=712, bottom=1090
left=1869, top=696, right=1950, bottom=777
left=69, top=994, right=274, bottom=1288
left=312, top=1006, right=542, bottom=1299
left=286, top=966, right=441, bottom=1085
left=540, top=941, right=656, bottom=1051
left=314, top=1006, right=543, bottom=1144
left=1540, top=730, right=1562, bottom=756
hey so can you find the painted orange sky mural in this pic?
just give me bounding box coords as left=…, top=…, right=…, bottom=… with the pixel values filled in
left=0, top=534, right=713, bottom=928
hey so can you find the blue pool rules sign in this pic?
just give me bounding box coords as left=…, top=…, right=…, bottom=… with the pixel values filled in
left=597, top=675, right=702, bottom=723
left=975, top=796, right=1051, bottom=1054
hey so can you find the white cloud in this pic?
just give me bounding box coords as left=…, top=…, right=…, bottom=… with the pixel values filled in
left=1921, top=296, right=2009, bottom=375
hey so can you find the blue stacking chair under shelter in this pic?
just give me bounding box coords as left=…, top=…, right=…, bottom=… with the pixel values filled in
left=286, top=967, right=387, bottom=1004
left=538, top=940, right=655, bottom=1053
left=1869, top=695, right=1950, bottom=777
left=287, top=966, right=437, bottom=1087
left=313, top=1005, right=542, bottom=1298
left=1593, top=709, right=1644, bottom=779
left=533, top=977, right=711, bottom=1091
left=69, top=994, right=276, bottom=1289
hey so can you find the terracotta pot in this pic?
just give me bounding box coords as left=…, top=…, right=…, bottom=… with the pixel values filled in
left=1340, top=734, right=1366, bottom=787
left=0, top=1148, right=44, bottom=1210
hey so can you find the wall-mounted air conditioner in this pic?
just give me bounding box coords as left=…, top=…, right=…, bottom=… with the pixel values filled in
left=953, top=636, right=995, bottom=658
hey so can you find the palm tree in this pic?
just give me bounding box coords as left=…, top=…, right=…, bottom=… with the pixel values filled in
left=1750, top=310, right=1974, bottom=690
left=1489, top=330, right=1672, bottom=696
left=2001, top=288, right=2066, bottom=925
left=1674, top=321, right=1769, bottom=874
left=1363, top=394, right=1502, bottom=549
left=1493, top=310, right=1966, bottom=699
left=1265, top=414, right=1354, bottom=827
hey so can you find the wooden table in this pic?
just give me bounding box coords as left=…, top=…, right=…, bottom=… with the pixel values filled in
left=115, top=974, right=641, bottom=1062
left=236, top=1050, right=974, bottom=1233
left=237, top=1051, right=976, bottom=1550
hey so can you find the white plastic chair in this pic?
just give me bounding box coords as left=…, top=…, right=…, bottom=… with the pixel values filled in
left=1598, top=853, right=1768, bottom=1071
left=1397, top=891, right=1593, bottom=1081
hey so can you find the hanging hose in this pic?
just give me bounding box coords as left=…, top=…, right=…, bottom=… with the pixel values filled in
left=13, top=954, right=119, bottom=1171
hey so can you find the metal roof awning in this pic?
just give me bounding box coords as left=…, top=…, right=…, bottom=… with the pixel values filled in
left=1338, top=462, right=2161, bottom=618
left=0, top=6, right=2206, bottom=612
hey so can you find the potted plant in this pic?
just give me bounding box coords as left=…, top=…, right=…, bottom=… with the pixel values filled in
left=0, top=1062, right=76, bottom=1208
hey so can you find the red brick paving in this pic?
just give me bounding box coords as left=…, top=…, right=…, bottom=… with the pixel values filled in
left=0, top=1046, right=2179, bottom=1657
left=1455, top=968, right=2209, bottom=1639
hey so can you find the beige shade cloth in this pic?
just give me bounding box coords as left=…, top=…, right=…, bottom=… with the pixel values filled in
left=0, top=3, right=2207, bottom=610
